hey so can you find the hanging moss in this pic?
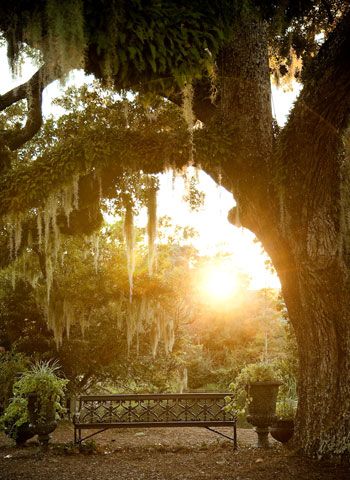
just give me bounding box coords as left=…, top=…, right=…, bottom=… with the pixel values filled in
left=2, top=1, right=228, bottom=86
left=179, top=367, right=188, bottom=393
left=181, top=82, right=195, bottom=164
left=62, top=298, right=74, bottom=340
left=37, top=211, right=43, bottom=246
left=7, top=0, right=85, bottom=77
left=61, top=183, right=75, bottom=224
left=91, top=232, right=100, bottom=273
left=45, top=0, right=85, bottom=76
left=151, top=315, right=161, bottom=358
left=123, top=197, right=135, bottom=301
left=13, top=218, right=22, bottom=255
left=11, top=268, right=16, bottom=290
left=146, top=180, right=158, bottom=276
left=205, top=56, right=218, bottom=104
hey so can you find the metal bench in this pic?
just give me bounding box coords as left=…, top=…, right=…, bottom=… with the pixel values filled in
left=73, top=393, right=237, bottom=448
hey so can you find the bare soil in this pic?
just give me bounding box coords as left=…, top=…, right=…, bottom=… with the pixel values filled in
left=0, top=423, right=349, bottom=480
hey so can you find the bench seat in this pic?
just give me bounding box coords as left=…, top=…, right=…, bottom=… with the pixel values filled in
left=73, top=393, right=237, bottom=448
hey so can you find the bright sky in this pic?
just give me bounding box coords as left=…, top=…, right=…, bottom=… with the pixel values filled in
left=0, top=46, right=301, bottom=291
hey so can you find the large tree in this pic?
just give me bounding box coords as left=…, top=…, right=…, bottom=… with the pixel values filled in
left=0, top=0, right=350, bottom=457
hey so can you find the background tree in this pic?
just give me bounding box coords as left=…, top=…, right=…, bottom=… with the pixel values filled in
left=0, top=215, right=291, bottom=400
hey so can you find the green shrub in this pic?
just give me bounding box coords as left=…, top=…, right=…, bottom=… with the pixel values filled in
left=0, top=397, right=29, bottom=438
left=0, top=351, right=29, bottom=414
left=0, top=360, right=68, bottom=440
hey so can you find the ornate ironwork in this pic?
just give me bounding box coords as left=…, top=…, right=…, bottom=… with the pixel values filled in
left=74, top=393, right=237, bottom=447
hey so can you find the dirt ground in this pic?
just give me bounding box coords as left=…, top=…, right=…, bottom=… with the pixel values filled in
left=0, top=423, right=349, bottom=480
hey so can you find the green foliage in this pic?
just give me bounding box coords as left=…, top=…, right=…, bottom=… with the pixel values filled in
left=234, top=361, right=281, bottom=384
left=78, top=439, right=98, bottom=454
left=1, top=0, right=227, bottom=83
left=182, top=175, right=205, bottom=212
left=275, top=398, right=297, bottom=420
left=0, top=85, right=191, bottom=220
left=0, top=217, right=199, bottom=393
left=0, top=176, right=296, bottom=398
left=0, top=0, right=344, bottom=100
left=0, top=351, right=29, bottom=413
left=13, top=361, right=68, bottom=408
left=0, top=360, right=67, bottom=440
left=1, top=1, right=345, bottom=83
left=12, top=360, right=67, bottom=419
left=0, top=228, right=295, bottom=396
left=0, top=396, right=29, bottom=439
left=227, top=362, right=281, bottom=413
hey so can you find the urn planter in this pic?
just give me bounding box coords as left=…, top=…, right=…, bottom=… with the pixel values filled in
left=1, top=361, right=67, bottom=446
left=27, top=393, right=57, bottom=445
left=246, top=381, right=281, bottom=448
left=270, top=418, right=294, bottom=443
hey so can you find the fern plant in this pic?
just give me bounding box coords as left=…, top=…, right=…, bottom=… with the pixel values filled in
left=0, top=360, right=68, bottom=440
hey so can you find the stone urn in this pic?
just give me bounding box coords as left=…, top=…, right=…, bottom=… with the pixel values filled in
left=27, top=393, right=57, bottom=445
left=246, top=381, right=281, bottom=448
left=270, top=418, right=294, bottom=443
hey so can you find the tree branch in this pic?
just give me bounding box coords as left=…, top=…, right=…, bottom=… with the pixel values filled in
left=0, top=67, right=43, bottom=111
left=0, top=126, right=191, bottom=218
left=0, top=65, right=59, bottom=152
left=273, top=9, right=350, bottom=256
left=303, top=7, right=350, bottom=132
left=285, top=7, right=350, bottom=141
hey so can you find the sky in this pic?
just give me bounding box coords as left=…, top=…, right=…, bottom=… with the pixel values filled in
left=0, top=46, right=301, bottom=290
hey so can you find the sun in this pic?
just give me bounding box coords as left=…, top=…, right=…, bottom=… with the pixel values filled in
left=200, top=264, right=238, bottom=302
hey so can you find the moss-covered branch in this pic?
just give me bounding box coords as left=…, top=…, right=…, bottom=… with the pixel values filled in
left=0, top=125, right=191, bottom=218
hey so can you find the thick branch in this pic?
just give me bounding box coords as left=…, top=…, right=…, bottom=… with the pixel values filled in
left=0, top=66, right=59, bottom=152
left=0, top=127, right=191, bottom=219
left=301, top=7, right=350, bottom=132
left=3, top=83, right=43, bottom=151
left=0, top=67, right=44, bottom=111
left=276, top=8, right=350, bottom=242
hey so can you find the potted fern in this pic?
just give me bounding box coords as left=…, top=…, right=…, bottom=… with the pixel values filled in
left=0, top=361, right=68, bottom=445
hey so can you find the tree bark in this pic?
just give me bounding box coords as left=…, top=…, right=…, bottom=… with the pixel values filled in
left=271, top=10, right=350, bottom=456
left=216, top=10, right=350, bottom=457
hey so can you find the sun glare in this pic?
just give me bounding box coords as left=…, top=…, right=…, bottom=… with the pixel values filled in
left=200, top=265, right=238, bottom=302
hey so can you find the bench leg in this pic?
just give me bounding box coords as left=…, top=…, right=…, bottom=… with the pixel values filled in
left=74, top=427, right=81, bottom=445
left=233, top=424, right=237, bottom=449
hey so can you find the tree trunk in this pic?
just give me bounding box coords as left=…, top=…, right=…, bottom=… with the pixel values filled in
left=281, top=250, right=350, bottom=456
left=270, top=119, right=350, bottom=455
left=212, top=11, right=350, bottom=458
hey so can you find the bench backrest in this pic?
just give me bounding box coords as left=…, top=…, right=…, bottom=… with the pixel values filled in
left=75, top=393, right=235, bottom=426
